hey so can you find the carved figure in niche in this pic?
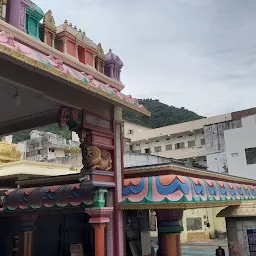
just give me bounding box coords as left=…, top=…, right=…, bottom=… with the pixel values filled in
left=87, top=146, right=112, bottom=171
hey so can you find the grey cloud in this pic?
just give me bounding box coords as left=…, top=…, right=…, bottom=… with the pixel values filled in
left=35, top=0, right=256, bottom=116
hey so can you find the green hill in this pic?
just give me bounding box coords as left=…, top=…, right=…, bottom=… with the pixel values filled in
left=12, top=99, right=203, bottom=143
left=123, top=99, right=203, bottom=128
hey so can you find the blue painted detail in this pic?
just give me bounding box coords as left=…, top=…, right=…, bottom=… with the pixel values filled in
left=35, top=52, right=45, bottom=64
left=82, top=77, right=89, bottom=83
left=237, top=188, right=244, bottom=195
left=123, top=178, right=145, bottom=196
left=182, top=250, right=229, bottom=256
left=244, top=188, right=250, bottom=196
left=229, top=188, right=236, bottom=196
left=193, top=182, right=205, bottom=196
left=156, top=177, right=190, bottom=195
left=207, top=186, right=217, bottom=196
left=182, top=250, right=214, bottom=255
left=218, top=186, right=228, bottom=196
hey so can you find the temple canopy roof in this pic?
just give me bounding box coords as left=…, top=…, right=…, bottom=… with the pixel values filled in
left=120, top=164, right=256, bottom=210
left=0, top=30, right=150, bottom=116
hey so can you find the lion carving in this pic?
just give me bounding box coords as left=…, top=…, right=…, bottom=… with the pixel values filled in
left=87, top=146, right=112, bottom=171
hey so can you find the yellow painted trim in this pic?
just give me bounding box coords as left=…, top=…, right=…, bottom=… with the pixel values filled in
left=0, top=160, right=76, bottom=169
left=118, top=201, right=241, bottom=210
left=0, top=44, right=150, bottom=116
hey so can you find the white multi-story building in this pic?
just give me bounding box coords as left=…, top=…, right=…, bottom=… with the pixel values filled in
left=206, top=113, right=256, bottom=179
left=127, top=113, right=231, bottom=167
left=18, top=130, right=80, bottom=162
left=126, top=107, right=256, bottom=173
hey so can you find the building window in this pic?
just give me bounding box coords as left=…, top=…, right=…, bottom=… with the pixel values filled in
left=155, top=140, right=160, bottom=143
left=178, top=136, right=182, bottom=138
left=133, top=149, right=141, bottom=154
left=128, top=129, right=134, bottom=135
left=37, top=150, right=41, bottom=154
left=188, top=133, right=194, bottom=136
left=188, top=140, right=195, bottom=148
left=145, top=148, right=151, bottom=154
left=245, top=148, right=256, bottom=165
left=201, top=139, right=205, bottom=145
left=154, top=146, right=162, bottom=152
left=49, top=148, right=55, bottom=153
left=186, top=217, right=202, bottom=231
left=166, top=138, right=170, bottom=141
left=175, top=142, right=185, bottom=149
left=129, top=145, right=133, bottom=151
left=165, top=144, right=172, bottom=151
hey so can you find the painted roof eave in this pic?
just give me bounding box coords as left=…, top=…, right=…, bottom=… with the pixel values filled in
left=120, top=172, right=256, bottom=209
left=124, top=164, right=256, bottom=184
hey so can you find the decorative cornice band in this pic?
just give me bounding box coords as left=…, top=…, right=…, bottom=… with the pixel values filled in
left=118, top=201, right=241, bottom=210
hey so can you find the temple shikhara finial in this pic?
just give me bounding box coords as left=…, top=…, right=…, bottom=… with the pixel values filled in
left=104, top=49, right=123, bottom=83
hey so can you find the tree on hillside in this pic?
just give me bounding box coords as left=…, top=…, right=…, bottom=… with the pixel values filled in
left=123, top=99, right=203, bottom=128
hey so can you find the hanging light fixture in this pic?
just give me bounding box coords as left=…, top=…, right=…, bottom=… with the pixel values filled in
left=13, top=90, right=21, bottom=106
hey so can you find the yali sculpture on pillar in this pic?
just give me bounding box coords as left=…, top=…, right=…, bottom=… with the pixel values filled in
left=87, top=146, right=112, bottom=171
left=59, top=107, right=113, bottom=172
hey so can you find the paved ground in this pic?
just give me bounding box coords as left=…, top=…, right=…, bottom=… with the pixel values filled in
left=151, top=238, right=228, bottom=256
left=182, top=240, right=228, bottom=255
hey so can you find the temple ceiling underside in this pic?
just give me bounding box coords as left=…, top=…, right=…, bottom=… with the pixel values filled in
left=0, top=30, right=150, bottom=116
left=119, top=174, right=256, bottom=210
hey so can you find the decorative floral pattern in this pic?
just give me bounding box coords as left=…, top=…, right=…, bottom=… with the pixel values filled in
left=121, top=174, right=256, bottom=207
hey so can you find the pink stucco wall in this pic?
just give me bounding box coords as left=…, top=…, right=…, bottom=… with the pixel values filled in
left=86, top=51, right=93, bottom=66
left=67, top=40, right=76, bottom=57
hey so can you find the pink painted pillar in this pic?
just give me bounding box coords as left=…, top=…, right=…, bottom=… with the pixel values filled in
left=9, top=0, right=30, bottom=32
left=86, top=208, right=113, bottom=256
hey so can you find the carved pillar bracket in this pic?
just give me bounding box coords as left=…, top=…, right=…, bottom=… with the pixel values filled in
left=85, top=207, right=113, bottom=256
left=92, top=188, right=108, bottom=208
left=156, top=210, right=183, bottom=256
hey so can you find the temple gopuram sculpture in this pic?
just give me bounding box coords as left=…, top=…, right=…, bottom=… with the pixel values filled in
left=0, top=137, right=21, bottom=163
left=41, top=10, right=56, bottom=47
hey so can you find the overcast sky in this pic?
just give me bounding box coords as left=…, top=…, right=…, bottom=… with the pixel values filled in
left=35, top=0, right=256, bottom=116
